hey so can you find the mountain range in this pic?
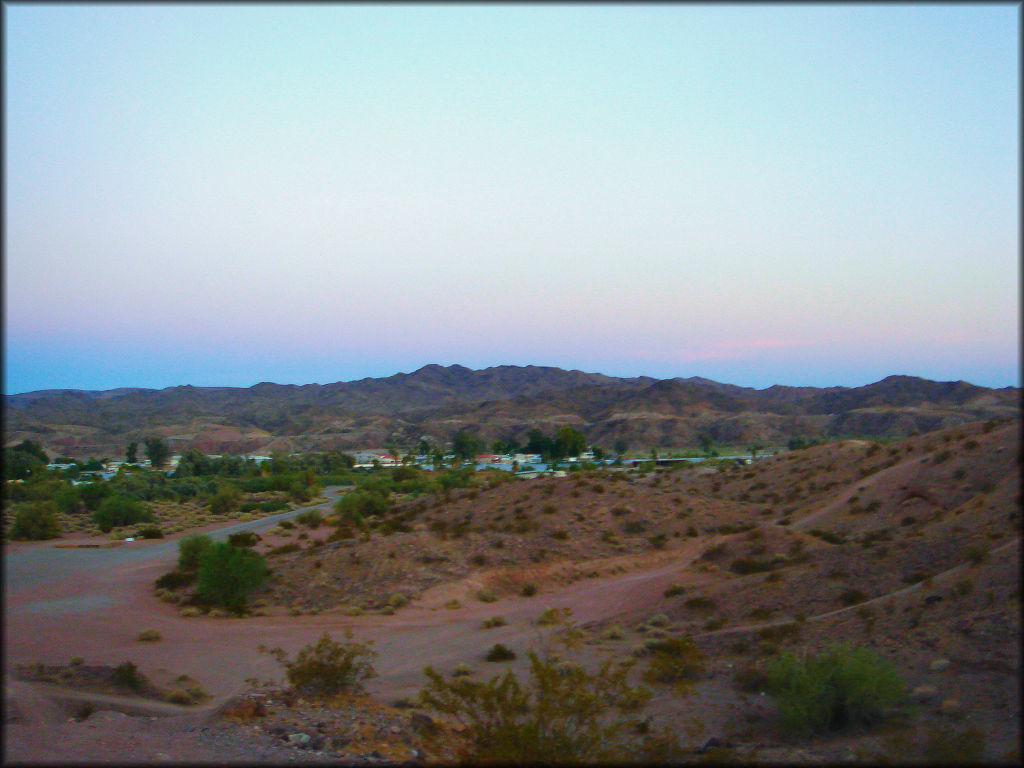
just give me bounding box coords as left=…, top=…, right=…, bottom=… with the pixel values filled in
left=4, top=364, right=1019, bottom=458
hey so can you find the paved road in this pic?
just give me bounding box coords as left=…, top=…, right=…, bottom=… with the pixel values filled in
left=3, top=486, right=347, bottom=599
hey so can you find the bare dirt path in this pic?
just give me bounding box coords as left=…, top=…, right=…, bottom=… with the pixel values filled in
left=2, top=492, right=709, bottom=762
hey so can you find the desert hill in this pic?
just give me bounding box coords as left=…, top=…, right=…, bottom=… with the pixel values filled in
left=4, top=365, right=1019, bottom=458
left=213, top=417, right=1019, bottom=761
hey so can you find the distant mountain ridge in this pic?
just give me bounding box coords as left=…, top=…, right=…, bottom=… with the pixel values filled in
left=4, top=365, right=1019, bottom=457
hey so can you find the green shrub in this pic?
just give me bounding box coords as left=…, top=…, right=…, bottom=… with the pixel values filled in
left=476, top=590, right=498, bottom=603
left=964, top=544, right=988, bottom=565
left=92, top=496, right=153, bottom=533
left=684, top=597, right=716, bottom=611
left=481, top=616, right=507, bottom=629
left=227, top=531, right=260, bottom=548
left=154, top=569, right=196, bottom=590
left=269, top=542, right=301, bottom=555
left=663, top=583, right=686, bottom=598
left=208, top=486, right=241, bottom=515
left=642, top=636, right=705, bottom=687
left=839, top=589, right=867, bottom=606
left=112, top=661, right=144, bottom=691
left=387, top=593, right=409, bottom=609
left=8, top=503, right=62, bottom=540
left=521, top=583, right=538, bottom=597
left=485, top=643, right=517, bottom=662
left=136, top=629, right=162, bottom=642
left=419, top=648, right=656, bottom=763
left=765, top=643, right=905, bottom=734
left=295, top=509, right=322, bottom=528
left=264, top=631, right=376, bottom=697
left=135, top=526, right=164, bottom=539
left=177, top=534, right=214, bottom=571
left=195, top=542, right=268, bottom=611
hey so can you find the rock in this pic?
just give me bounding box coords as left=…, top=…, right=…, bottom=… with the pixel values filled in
left=940, top=699, right=960, bottom=715
left=930, top=658, right=951, bottom=671
left=912, top=685, right=937, bottom=702
left=409, top=713, right=435, bottom=734
left=287, top=732, right=311, bottom=746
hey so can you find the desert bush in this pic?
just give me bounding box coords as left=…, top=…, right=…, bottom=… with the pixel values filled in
left=264, top=631, right=376, bottom=697
left=663, top=583, right=686, bottom=598
left=602, top=624, right=626, bottom=641
left=481, top=616, right=507, bottom=629
left=485, top=643, right=517, bottom=662
left=208, top=485, right=241, bottom=515
left=154, top=569, right=195, bottom=590
left=765, top=643, right=905, bottom=734
left=476, top=590, right=498, bottom=603
left=178, top=534, right=214, bottom=571
left=730, top=557, right=777, bottom=575
left=135, top=525, right=164, bottom=539
left=165, top=688, right=194, bottom=706
left=136, top=629, right=161, bottom=642
left=642, top=636, right=705, bottom=686
left=195, top=542, right=268, bottom=611
left=519, top=582, right=538, bottom=597
left=419, top=649, right=655, bottom=763
left=839, top=588, right=867, bottom=606
left=733, top=662, right=768, bottom=692
left=964, top=544, right=988, bottom=565
left=387, top=593, right=409, bottom=609
left=92, top=496, right=154, bottom=533
left=227, top=531, right=260, bottom=548
left=112, top=661, right=144, bottom=691
left=684, top=596, right=716, bottom=611
left=648, top=533, right=668, bottom=549
left=536, top=608, right=566, bottom=626
left=8, top=503, right=62, bottom=540
left=809, top=528, right=844, bottom=545
left=470, top=553, right=488, bottom=566
left=295, top=509, right=322, bottom=528
left=269, top=542, right=301, bottom=555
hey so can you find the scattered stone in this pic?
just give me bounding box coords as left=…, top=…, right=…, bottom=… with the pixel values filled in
left=930, top=658, right=950, bottom=671
left=911, top=685, right=937, bottom=702
left=287, top=732, right=311, bottom=746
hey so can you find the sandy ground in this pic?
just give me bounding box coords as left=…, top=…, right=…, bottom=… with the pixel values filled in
left=5, top=422, right=1021, bottom=763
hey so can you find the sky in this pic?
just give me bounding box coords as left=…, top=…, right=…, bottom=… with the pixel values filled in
left=4, top=4, right=1019, bottom=394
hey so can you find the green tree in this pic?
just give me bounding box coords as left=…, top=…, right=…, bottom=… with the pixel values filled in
left=451, top=430, right=484, bottom=461
left=697, top=434, right=714, bottom=456
left=145, top=438, right=170, bottom=468
left=553, top=425, right=587, bottom=459
left=613, top=438, right=629, bottom=459
left=196, top=541, right=268, bottom=611
left=78, top=482, right=112, bottom=510
left=126, top=441, right=138, bottom=464
left=4, top=445, right=46, bottom=480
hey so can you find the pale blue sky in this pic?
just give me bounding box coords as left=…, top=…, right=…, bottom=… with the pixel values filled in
left=4, top=4, right=1019, bottom=393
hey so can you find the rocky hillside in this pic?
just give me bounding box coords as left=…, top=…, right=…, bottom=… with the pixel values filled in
left=4, top=365, right=1019, bottom=458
